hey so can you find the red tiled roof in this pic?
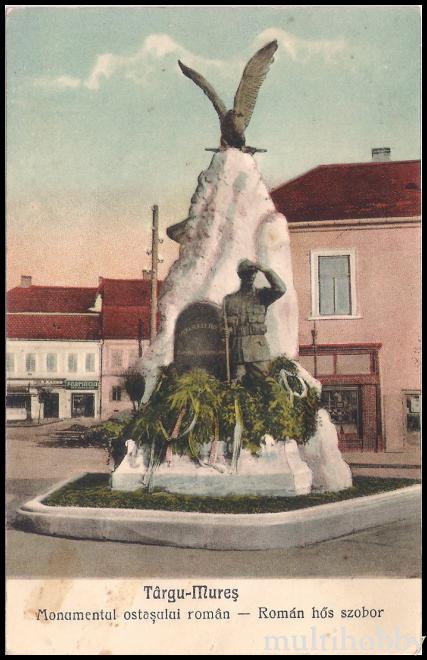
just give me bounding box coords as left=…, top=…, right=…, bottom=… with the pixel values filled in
left=99, top=278, right=161, bottom=307
left=101, top=306, right=151, bottom=340
left=271, top=160, right=421, bottom=222
left=7, top=286, right=98, bottom=313
left=98, top=278, right=162, bottom=339
left=7, top=314, right=100, bottom=340
left=6, top=278, right=163, bottom=340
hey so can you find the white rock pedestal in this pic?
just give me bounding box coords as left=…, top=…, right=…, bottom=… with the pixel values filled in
left=138, top=148, right=299, bottom=402
left=111, top=438, right=313, bottom=496
left=126, top=148, right=352, bottom=497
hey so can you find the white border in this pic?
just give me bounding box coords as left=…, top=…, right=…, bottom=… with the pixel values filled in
left=15, top=474, right=421, bottom=551
left=310, top=248, right=359, bottom=320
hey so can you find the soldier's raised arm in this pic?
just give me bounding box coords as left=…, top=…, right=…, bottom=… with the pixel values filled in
left=256, top=263, right=286, bottom=304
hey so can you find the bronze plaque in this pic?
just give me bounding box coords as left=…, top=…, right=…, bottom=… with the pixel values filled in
left=174, top=302, right=226, bottom=380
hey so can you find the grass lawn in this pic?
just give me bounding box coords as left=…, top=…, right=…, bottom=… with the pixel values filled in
left=42, top=474, right=420, bottom=514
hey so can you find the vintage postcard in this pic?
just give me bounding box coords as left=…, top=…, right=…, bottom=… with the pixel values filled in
left=6, top=5, right=421, bottom=655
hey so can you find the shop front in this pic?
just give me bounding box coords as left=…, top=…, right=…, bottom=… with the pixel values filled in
left=6, top=379, right=66, bottom=422
left=66, top=380, right=99, bottom=418
left=6, top=384, right=32, bottom=421
left=299, top=343, right=382, bottom=452
left=7, top=378, right=100, bottom=421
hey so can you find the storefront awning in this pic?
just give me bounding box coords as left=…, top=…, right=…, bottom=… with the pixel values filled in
left=6, top=386, right=30, bottom=394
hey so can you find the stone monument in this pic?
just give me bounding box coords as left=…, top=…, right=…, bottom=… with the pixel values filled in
left=112, top=40, right=352, bottom=496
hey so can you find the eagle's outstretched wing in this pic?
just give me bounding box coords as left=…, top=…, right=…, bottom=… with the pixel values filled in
left=233, top=40, right=278, bottom=129
left=178, top=60, right=227, bottom=121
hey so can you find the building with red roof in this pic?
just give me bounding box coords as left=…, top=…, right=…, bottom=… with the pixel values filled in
left=272, top=150, right=420, bottom=466
left=271, top=158, right=420, bottom=223
left=95, top=277, right=160, bottom=418
left=6, top=274, right=161, bottom=421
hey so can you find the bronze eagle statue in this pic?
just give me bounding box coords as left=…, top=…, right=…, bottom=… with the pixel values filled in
left=178, top=40, right=278, bottom=150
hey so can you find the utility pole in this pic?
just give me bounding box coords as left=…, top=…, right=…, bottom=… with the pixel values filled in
left=147, top=205, right=163, bottom=344
left=311, top=321, right=318, bottom=378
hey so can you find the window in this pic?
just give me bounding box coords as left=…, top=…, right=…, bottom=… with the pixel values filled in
left=128, top=350, right=139, bottom=365
left=46, top=353, right=57, bottom=372
left=310, top=249, right=357, bottom=318
left=68, top=353, right=78, bottom=372
left=321, top=386, right=362, bottom=437
left=85, top=353, right=95, bottom=372
left=6, top=353, right=15, bottom=373
left=318, top=255, right=351, bottom=315
left=112, top=386, right=122, bottom=401
left=405, top=393, right=420, bottom=433
left=25, top=353, right=36, bottom=372
left=111, top=350, right=123, bottom=369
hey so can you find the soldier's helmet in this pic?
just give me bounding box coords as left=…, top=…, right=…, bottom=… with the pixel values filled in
left=237, top=259, right=257, bottom=276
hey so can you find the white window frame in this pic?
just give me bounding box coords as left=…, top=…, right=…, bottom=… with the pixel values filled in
left=25, top=353, right=36, bottom=373
left=111, top=350, right=123, bottom=369
left=85, top=353, right=95, bottom=373
left=6, top=353, right=15, bottom=373
left=310, top=248, right=360, bottom=320
left=68, top=353, right=78, bottom=373
left=46, top=353, right=57, bottom=373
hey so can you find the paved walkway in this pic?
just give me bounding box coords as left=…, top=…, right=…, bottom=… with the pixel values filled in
left=6, top=514, right=421, bottom=579
left=343, top=450, right=421, bottom=479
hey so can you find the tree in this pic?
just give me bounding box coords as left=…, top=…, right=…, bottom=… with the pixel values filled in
left=120, top=368, right=146, bottom=412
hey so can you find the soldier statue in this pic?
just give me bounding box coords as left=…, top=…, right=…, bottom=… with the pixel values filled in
left=223, top=259, right=286, bottom=380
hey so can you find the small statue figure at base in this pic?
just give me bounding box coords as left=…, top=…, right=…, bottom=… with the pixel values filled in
left=125, top=438, right=138, bottom=468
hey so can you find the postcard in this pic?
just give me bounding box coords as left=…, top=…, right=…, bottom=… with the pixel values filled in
left=6, top=5, right=421, bottom=655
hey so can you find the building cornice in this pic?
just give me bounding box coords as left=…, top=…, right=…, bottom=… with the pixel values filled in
left=288, top=215, right=420, bottom=232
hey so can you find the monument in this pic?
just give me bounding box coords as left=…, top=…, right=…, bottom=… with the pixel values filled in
left=112, top=40, right=352, bottom=496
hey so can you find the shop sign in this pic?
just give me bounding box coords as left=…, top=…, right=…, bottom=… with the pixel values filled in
left=8, top=378, right=65, bottom=387
left=65, top=380, right=99, bottom=390
left=36, top=379, right=66, bottom=387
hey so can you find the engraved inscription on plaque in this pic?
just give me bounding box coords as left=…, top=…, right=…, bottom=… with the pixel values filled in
left=174, top=302, right=226, bottom=380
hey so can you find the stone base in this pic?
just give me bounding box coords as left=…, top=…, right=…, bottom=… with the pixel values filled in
left=112, top=439, right=312, bottom=496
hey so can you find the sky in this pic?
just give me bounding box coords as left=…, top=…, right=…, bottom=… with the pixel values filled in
left=6, top=5, right=421, bottom=288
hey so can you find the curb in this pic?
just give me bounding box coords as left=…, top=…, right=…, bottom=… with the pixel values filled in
left=15, top=475, right=421, bottom=551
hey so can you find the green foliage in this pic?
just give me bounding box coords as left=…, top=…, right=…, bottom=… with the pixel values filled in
left=84, top=419, right=131, bottom=467
left=44, top=473, right=419, bottom=514
left=109, top=355, right=321, bottom=470
left=168, top=370, right=222, bottom=457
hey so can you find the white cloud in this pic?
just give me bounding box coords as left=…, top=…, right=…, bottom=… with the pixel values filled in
left=255, top=28, right=347, bottom=63
left=34, top=28, right=347, bottom=93
left=83, top=32, right=232, bottom=91
left=34, top=75, right=82, bottom=89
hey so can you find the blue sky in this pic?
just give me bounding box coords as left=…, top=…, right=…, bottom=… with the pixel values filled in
left=6, top=6, right=421, bottom=287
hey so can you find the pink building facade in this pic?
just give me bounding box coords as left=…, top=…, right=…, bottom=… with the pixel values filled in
left=272, top=155, right=421, bottom=454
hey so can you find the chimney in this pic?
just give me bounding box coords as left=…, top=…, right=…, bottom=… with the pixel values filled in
left=142, top=269, right=152, bottom=281
left=20, top=275, right=32, bottom=288
left=98, top=276, right=103, bottom=285
left=372, top=147, right=391, bottom=162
